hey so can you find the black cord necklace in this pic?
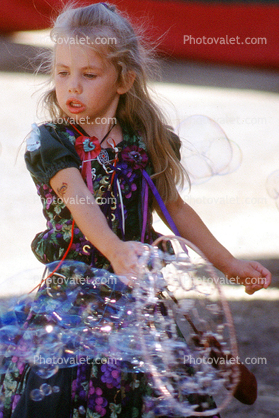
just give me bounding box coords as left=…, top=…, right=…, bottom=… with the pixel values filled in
left=99, top=122, right=117, bottom=146
left=69, top=121, right=117, bottom=146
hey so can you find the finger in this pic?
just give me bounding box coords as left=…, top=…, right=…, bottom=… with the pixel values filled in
left=118, top=274, right=137, bottom=287
left=253, top=273, right=271, bottom=289
left=263, top=271, right=272, bottom=288
left=245, top=286, right=256, bottom=295
left=134, top=242, right=149, bottom=256
left=245, top=282, right=264, bottom=295
left=245, top=284, right=262, bottom=295
left=251, top=263, right=272, bottom=288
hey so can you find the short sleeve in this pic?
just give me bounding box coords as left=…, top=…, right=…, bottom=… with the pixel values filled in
left=24, top=123, right=81, bottom=185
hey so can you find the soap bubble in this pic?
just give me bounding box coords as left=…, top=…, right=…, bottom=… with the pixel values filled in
left=32, top=364, right=60, bottom=379
left=40, top=383, right=52, bottom=396
left=0, top=238, right=239, bottom=415
left=30, top=389, right=44, bottom=402
left=176, top=115, right=242, bottom=186
left=266, top=169, right=279, bottom=210
left=78, top=405, right=86, bottom=415
left=30, top=384, right=57, bottom=401
left=133, top=236, right=239, bottom=416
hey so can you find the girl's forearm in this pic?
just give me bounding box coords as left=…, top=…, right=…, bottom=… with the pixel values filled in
left=50, top=167, right=121, bottom=260
left=66, top=195, right=120, bottom=260
left=165, top=197, right=235, bottom=273
left=165, top=197, right=272, bottom=293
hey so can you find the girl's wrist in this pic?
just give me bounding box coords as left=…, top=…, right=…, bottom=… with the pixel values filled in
left=213, top=253, right=236, bottom=278
left=98, top=234, right=122, bottom=262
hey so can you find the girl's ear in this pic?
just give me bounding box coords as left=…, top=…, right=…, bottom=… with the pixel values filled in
left=117, top=70, right=136, bottom=94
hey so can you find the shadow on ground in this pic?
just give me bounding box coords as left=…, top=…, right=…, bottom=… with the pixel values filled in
left=222, top=298, right=279, bottom=418
left=222, top=258, right=279, bottom=417
left=1, top=36, right=279, bottom=93
left=0, top=36, right=50, bottom=73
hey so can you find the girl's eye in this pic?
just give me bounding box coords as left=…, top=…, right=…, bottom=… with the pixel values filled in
left=84, top=73, right=97, bottom=79
left=57, top=71, right=69, bottom=77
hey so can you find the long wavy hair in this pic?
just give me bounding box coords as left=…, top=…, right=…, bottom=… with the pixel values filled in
left=42, top=2, right=189, bottom=203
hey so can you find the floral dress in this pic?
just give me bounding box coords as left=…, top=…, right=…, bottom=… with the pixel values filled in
left=0, top=122, right=220, bottom=418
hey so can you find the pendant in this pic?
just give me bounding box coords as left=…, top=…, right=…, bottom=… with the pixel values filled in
left=97, top=149, right=110, bottom=165
left=83, top=138, right=97, bottom=152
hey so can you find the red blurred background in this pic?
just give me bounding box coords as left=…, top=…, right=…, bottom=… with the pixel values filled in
left=1, top=0, right=279, bottom=68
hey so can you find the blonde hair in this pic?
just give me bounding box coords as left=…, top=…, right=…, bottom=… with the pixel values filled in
left=43, top=2, right=188, bottom=203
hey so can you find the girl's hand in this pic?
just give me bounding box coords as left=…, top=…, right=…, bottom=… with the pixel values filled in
left=224, top=258, right=272, bottom=295
left=108, top=241, right=146, bottom=285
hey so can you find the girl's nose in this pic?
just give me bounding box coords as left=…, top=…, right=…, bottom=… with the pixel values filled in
left=68, top=78, right=82, bottom=94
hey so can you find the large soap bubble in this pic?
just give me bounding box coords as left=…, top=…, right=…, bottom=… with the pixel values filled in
left=266, top=169, right=279, bottom=210
left=176, top=115, right=242, bottom=186
left=134, top=236, right=239, bottom=416
left=0, top=237, right=239, bottom=416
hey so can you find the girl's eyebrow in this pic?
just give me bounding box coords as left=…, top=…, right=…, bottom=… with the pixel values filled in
left=55, top=63, right=69, bottom=68
left=55, top=63, right=102, bottom=71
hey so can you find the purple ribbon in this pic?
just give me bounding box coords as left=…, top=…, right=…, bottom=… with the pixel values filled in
left=142, top=170, right=181, bottom=237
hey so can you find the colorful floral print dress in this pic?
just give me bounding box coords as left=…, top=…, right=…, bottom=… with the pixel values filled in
left=0, top=122, right=220, bottom=418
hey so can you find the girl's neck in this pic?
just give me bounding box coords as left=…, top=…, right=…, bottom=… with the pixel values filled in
left=76, top=120, right=123, bottom=147
left=81, top=122, right=111, bottom=138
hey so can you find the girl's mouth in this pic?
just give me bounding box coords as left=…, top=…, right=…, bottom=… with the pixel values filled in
left=66, top=98, right=86, bottom=114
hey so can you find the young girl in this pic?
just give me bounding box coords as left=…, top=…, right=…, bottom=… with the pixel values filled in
left=2, top=2, right=271, bottom=418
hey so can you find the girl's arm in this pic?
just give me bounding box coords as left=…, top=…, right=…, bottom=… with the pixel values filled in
left=164, top=195, right=271, bottom=294
left=50, top=167, right=143, bottom=278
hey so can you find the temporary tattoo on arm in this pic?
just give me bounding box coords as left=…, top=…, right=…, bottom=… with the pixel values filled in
left=57, top=182, right=68, bottom=197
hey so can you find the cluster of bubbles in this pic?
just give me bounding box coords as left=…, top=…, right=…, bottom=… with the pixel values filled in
left=176, top=115, right=242, bottom=186
left=30, top=384, right=60, bottom=401
left=0, top=236, right=239, bottom=416
left=266, top=169, right=279, bottom=210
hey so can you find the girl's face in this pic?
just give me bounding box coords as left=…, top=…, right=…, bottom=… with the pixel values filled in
left=54, top=43, right=124, bottom=135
